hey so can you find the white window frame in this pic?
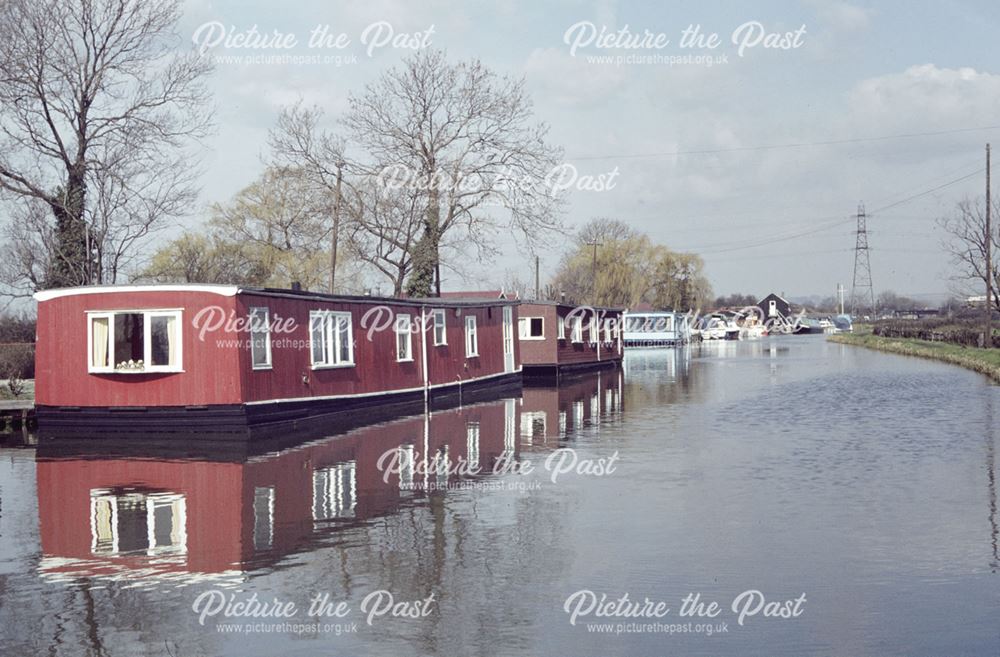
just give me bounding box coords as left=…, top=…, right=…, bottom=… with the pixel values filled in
left=310, top=310, right=355, bottom=369
left=518, top=316, right=545, bottom=341
left=432, top=309, right=447, bottom=346
left=249, top=307, right=272, bottom=370
left=465, top=315, right=479, bottom=358
left=557, top=316, right=566, bottom=340
left=86, top=309, right=184, bottom=374
left=571, top=316, right=583, bottom=343
left=604, top=318, right=613, bottom=343
left=395, top=313, right=413, bottom=362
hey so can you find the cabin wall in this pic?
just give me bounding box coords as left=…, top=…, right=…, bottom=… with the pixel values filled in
left=35, top=291, right=244, bottom=407
left=519, top=305, right=624, bottom=367
left=553, top=307, right=623, bottom=366
left=518, top=305, right=558, bottom=365
left=235, top=294, right=517, bottom=404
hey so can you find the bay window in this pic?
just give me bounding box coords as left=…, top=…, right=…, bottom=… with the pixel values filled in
left=88, top=310, right=182, bottom=373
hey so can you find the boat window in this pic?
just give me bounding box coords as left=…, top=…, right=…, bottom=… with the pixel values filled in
left=557, top=316, right=566, bottom=339
left=432, top=309, right=447, bottom=346
left=88, top=310, right=182, bottom=373
left=465, top=315, right=478, bottom=357
left=310, top=310, right=354, bottom=368
left=249, top=307, right=271, bottom=369
left=518, top=316, right=544, bottom=339
left=571, top=317, right=583, bottom=343
left=395, top=314, right=413, bottom=362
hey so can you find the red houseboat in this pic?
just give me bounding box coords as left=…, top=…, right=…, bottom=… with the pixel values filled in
left=516, top=301, right=624, bottom=380
left=33, top=285, right=521, bottom=437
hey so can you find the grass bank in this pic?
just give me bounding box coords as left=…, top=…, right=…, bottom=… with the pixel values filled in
left=828, top=332, right=1000, bottom=383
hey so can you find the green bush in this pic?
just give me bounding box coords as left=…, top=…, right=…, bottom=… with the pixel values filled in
left=873, top=319, right=1000, bottom=348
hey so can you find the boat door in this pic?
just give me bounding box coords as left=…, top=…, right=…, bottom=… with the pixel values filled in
left=502, top=306, right=515, bottom=372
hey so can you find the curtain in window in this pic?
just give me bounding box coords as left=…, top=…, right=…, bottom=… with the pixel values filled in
left=166, top=315, right=177, bottom=366
left=92, top=317, right=109, bottom=368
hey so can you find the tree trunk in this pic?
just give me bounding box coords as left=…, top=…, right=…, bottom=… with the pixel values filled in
left=45, top=168, right=89, bottom=288
left=404, top=187, right=440, bottom=298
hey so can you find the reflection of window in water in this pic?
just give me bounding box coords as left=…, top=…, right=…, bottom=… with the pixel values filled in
left=503, top=399, right=517, bottom=458
left=573, top=400, right=584, bottom=428
left=591, top=394, right=600, bottom=426
left=398, top=444, right=415, bottom=490
left=520, top=411, right=547, bottom=444
left=559, top=411, right=567, bottom=438
left=466, top=423, right=480, bottom=472
left=435, top=446, right=449, bottom=486
left=313, top=462, right=356, bottom=520
left=605, top=388, right=613, bottom=413
left=253, top=486, right=275, bottom=551
left=90, top=490, right=187, bottom=556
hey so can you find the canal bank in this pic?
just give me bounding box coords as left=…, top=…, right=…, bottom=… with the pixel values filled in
left=829, top=331, right=1000, bottom=383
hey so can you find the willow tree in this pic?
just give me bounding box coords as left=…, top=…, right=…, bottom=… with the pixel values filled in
left=552, top=218, right=712, bottom=310
left=0, top=0, right=212, bottom=295
left=344, top=50, right=564, bottom=297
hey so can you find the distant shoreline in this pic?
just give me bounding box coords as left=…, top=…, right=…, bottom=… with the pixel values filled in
left=828, top=333, right=1000, bottom=384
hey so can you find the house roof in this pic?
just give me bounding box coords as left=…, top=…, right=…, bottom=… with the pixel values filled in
left=757, top=292, right=790, bottom=305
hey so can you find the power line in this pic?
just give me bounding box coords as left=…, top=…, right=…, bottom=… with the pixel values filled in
left=682, top=168, right=983, bottom=254
left=568, top=125, right=1000, bottom=161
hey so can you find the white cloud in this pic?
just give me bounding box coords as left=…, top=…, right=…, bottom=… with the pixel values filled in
left=847, top=64, right=1000, bottom=131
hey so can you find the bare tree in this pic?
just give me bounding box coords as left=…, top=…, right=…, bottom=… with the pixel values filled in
left=342, top=183, right=425, bottom=296
left=939, top=197, right=1000, bottom=312
left=0, top=0, right=213, bottom=295
left=268, top=103, right=348, bottom=292
left=344, top=49, right=564, bottom=297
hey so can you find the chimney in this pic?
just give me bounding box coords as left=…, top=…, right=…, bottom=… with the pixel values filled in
left=291, top=281, right=302, bottom=292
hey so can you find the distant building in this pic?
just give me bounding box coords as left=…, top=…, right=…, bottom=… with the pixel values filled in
left=757, top=293, right=791, bottom=320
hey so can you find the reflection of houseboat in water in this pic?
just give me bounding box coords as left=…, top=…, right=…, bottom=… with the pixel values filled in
left=35, top=374, right=624, bottom=582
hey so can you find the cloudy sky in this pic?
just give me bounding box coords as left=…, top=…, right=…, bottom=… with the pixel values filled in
left=177, top=0, right=1000, bottom=302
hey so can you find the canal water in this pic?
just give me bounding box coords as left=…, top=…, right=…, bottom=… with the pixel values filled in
left=0, top=336, right=997, bottom=656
